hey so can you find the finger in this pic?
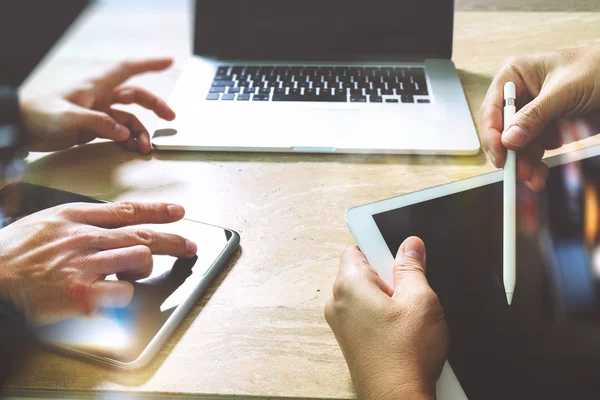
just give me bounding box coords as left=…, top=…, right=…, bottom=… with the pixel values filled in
left=94, top=58, right=174, bottom=89
left=90, top=280, right=134, bottom=308
left=92, top=245, right=153, bottom=280
left=97, top=227, right=197, bottom=258
left=68, top=109, right=131, bottom=142
left=515, top=142, right=545, bottom=182
left=393, top=236, right=429, bottom=294
left=119, top=136, right=138, bottom=152
left=337, top=246, right=394, bottom=297
left=112, top=86, right=176, bottom=121
left=524, top=161, right=549, bottom=192
left=502, top=84, right=572, bottom=150
left=480, top=67, right=531, bottom=167
left=110, top=108, right=152, bottom=154
left=67, top=202, right=186, bottom=228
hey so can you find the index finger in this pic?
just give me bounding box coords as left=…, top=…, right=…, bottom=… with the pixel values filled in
left=480, top=62, right=535, bottom=168
left=94, top=58, right=174, bottom=89
left=336, top=246, right=394, bottom=297
left=65, top=202, right=185, bottom=228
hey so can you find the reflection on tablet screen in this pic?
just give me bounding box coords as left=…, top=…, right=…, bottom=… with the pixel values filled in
left=36, top=220, right=230, bottom=364
left=373, top=152, right=600, bottom=399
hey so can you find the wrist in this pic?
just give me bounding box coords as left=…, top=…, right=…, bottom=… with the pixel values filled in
left=357, top=370, right=436, bottom=400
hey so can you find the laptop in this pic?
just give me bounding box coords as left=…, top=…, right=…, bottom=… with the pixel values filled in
left=152, top=0, right=480, bottom=155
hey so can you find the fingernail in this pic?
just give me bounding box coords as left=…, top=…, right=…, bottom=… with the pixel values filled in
left=185, top=239, right=197, bottom=255
left=400, top=238, right=424, bottom=262
left=114, top=123, right=122, bottom=133
left=504, top=125, right=528, bottom=147
left=167, top=204, right=184, bottom=218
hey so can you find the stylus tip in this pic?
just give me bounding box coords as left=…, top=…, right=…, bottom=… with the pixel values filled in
left=506, top=292, right=513, bottom=306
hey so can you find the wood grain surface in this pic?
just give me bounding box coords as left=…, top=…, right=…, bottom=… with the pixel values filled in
left=5, top=0, right=600, bottom=398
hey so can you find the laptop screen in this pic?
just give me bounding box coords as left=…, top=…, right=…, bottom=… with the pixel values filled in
left=194, top=0, right=453, bottom=61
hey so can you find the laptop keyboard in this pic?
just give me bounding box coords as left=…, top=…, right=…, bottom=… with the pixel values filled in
left=206, top=66, right=430, bottom=103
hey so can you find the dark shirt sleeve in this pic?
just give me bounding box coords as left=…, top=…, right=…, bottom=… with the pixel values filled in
left=0, top=87, right=20, bottom=127
left=0, top=300, right=31, bottom=389
left=0, top=86, right=28, bottom=165
left=0, top=87, right=31, bottom=387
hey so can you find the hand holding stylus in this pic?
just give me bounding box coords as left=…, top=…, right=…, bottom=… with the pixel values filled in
left=480, top=46, right=600, bottom=191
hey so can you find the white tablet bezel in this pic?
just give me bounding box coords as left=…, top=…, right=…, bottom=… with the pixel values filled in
left=346, top=144, right=600, bottom=399
left=346, top=144, right=600, bottom=287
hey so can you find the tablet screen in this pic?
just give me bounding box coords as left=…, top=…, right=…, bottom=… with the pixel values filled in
left=0, top=183, right=233, bottom=364
left=372, top=153, right=600, bottom=399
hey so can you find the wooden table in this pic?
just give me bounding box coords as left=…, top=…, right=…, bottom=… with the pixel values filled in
left=5, top=0, right=600, bottom=398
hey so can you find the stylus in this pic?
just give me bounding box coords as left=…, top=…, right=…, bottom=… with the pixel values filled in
left=503, top=82, right=517, bottom=306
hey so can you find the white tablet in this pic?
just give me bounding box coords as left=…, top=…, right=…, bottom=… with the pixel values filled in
left=346, top=144, right=600, bottom=400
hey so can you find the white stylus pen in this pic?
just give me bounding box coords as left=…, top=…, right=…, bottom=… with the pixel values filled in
left=503, top=82, right=517, bottom=306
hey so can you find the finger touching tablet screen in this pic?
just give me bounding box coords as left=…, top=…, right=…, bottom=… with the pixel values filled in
left=347, top=145, right=600, bottom=400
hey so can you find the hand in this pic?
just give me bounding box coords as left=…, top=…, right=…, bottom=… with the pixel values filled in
left=480, top=45, right=600, bottom=191
left=0, top=201, right=197, bottom=326
left=19, top=58, right=177, bottom=154
left=325, top=237, right=448, bottom=400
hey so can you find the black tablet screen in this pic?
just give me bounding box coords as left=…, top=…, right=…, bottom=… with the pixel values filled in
left=373, top=153, right=600, bottom=399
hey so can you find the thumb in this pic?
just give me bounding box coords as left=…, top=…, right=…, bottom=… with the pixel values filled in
left=502, top=85, right=569, bottom=150
left=70, top=109, right=131, bottom=142
left=393, top=236, right=429, bottom=293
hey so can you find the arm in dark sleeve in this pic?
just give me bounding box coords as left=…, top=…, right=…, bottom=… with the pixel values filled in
left=0, top=87, right=20, bottom=127
left=0, top=300, right=32, bottom=389
left=0, top=86, right=28, bottom=165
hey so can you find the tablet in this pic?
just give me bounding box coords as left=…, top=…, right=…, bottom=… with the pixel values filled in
left=347, top=145, right=600, bottom=400
left=0, top=182, right=239, bottom=369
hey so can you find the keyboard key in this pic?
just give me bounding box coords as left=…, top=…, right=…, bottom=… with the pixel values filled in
left=321, top=66, right=334, bottom=76
left=335, top=88, right=347, bottom=96
left=369, top=95, right=383, bottom=103
left=350, top=96, right=367, bottom=103
left=209, top=87, right=226, bottom=93
left=381, top=88, right=393, bottom=95
left=252, top=94, right=269, bottom=101
left=350, top=88, right=363, bottom=96
left=216, top=66, right=230, bottom=75
left=244, top=87, right=256, bottom=94
left=401, top=95, right=415, bottom=103
left=212, top=80, right=234, bottom=87
left=366, top=89, right=378, bottom=96
left=290, top=88, right=301, bottom=95
left=272, top=94, right=346, bottom=102
left=231, top=66, right=244, bottom=74
left=258, top=88, right=271, bottom=95
left=392, top=67, right=408, bottom=77
left=227, top=87, right=240, bottom=93
left=417, top=99, right=430, bottom=103
left=385, top=98, right=399, bottom=103
left=413, top=82, right=428, bottom=95
left=266, top=80, right=279, bottom=87
left=274, top=88, right=286, bottom=94
left=221, top=94, right=235, bottom=101
left=409, top=67, right=425, bottom=77
left=238, top=94, right=251, bottom=101
left=299, top=81, right=311, bottom=88
left=305, top=88, right=316, bottom=96
left=206, top=93, right=220, bottom=100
